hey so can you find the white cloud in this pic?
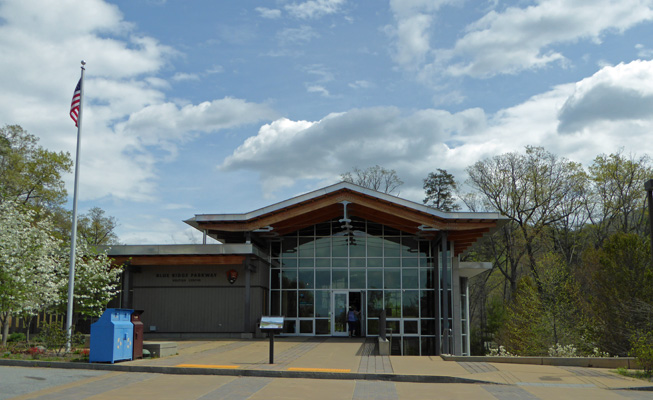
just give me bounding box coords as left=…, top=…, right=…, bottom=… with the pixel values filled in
left=255, top=7, right=282, bottom=19
left=386, top=0, right=460, bottom=71
left=306, top=85, right=331, bottom=97
left=117, top=98, right=278, bottom=147
left=286, top=0, right=346, bottom=19
left=206, top=65, right=225, bottom=74
left=389, top=0, right=458, bottom=19
left=277, top=25, right=320, bottom=45
left=558, top=60, right=653, bottom=133
left=0, top=0, right=129, bottom=39
left=349, top=80, right=373, bottom=89
left=388, top=0, right=653, bottom=80
left=163, top=203, right=194, bottom=210
left=145, top=77, right=171, bottom=90
left=0, top=0, right=277, bottom=203
left=119, top=216, right=213, bottom=244
left=221, top=107, right=487, bottom=196
left=221, top=58, right=653, bottom=201
left=303, top=64, right=335, bottom=82
left=444, top=0, right=653, bottom=78
left=216, top=24, right=257, bottom=45
left=636, top=43, right=653, bottom=59
left=172, top=72, right=200, bottom=81
left=394, top=14, right=433, bottom=69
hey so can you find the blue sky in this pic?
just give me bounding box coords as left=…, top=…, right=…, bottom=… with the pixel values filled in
left=2, top=0, right=653, bottom=244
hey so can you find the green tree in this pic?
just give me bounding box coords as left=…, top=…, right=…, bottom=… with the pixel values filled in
left=423, top=169, right=461, bottom=211
left=466, top=148, right=653, bottom=358
left=576, top=233, right=653, bottom=356
left=0, top=125, right=122, bottom=343
left=534, top=252, right=582, bottom=347
left=0, top=125, right=72, bottom=209
left=341, top=165, right=403, bottom=194
left=586, top=150, right=652, bottom=245
left=77, top=207, right=120, bottom=246
left=497, top=276, right=548, bottom=355
left=49, top=206, right=121, bottom=245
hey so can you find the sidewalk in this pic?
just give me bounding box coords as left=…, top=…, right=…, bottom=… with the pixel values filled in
left=114, top=337, right=652, bottom=390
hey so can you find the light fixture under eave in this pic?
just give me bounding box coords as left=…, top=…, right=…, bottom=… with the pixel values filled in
left=253, top=225, right=279, bottom=237
left=339, top=201, right=353, bottom=231
left=417, top=224, right=439, bottom=238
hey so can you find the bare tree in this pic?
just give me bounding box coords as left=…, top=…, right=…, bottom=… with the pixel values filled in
left=466, top=146, right=588, bottom=294
left=341, top=165, right=403, bottom=194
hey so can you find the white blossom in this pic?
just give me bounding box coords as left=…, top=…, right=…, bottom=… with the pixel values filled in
left=0, top=200, right=60, bottom=344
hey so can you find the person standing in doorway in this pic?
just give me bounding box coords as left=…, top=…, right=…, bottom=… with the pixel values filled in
left=347, top=306, right=360, bottom=337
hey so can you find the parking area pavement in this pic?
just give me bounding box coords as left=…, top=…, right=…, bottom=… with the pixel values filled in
left=4, top=368, right=653, bottom=400
left=2, top=338, right=652, bottom=399
left=0, top=367, right=110, bottom=400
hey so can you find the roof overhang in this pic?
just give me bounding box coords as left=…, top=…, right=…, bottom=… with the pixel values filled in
left=185, top=182, right=508, bottom=256
left=459, top=262, right=493, bottom=278
left=105, top=244, right=266, bottom=266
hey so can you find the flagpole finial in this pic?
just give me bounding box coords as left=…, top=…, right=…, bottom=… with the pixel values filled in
left=81, top=60, right=86, bottom=65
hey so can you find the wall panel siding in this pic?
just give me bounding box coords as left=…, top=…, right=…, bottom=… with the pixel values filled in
left=134, top=287, right=258, bottom=332
left=129, top=263, right=270, bottom=333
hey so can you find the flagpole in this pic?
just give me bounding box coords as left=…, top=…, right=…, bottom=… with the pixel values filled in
left=66, top=60, right=85, bottom=351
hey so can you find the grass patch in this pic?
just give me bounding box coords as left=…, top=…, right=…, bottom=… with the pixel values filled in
left=2, top=342, right=89, bottom=363
left=615, top=367, right=653, bottom=381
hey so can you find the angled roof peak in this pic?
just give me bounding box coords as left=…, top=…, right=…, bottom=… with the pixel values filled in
left=184, top=182, right=507, bottom=256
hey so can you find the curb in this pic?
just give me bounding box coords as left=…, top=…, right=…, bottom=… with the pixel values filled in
left=611, top=387, right=653, bottom=392
left=441, top=355, right=641, bottom=369
left=0, top=359, right=494, bottom=385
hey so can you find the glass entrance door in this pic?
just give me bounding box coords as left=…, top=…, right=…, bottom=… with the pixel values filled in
left=332, top=291, right=349, bottom=336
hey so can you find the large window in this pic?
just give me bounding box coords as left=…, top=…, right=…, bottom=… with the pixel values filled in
left=269, top=217, right=438, bottom=355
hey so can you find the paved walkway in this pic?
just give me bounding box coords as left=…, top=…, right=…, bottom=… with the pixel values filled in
left=129, top=337, right=397, bottom=375
left=2, top=337, right=652, bottom=399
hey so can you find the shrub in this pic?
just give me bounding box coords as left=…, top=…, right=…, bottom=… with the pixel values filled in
left=27, top=346, right=44, bottom=359
left=548, top=343, right=578, bottom=357
left=39, top=321, right=85, bottom=356
left=7, top=332, right=26, bottom=343
left=587, top=347, right=610, bottom=358
left=487, top=346, right=515, bottom=357
left=630, top=331, right=653, bottom=374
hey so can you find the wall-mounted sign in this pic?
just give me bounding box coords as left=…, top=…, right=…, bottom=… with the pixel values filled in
left=227, top=269, right=238, bottom=284
left=152, top=271, right=218, bottom=284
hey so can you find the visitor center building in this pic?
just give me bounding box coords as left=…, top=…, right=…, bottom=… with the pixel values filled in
left=108, top=182, right=506, bottom=356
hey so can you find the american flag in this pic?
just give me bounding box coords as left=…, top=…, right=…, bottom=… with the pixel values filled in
left=70, top=79, right=81, bottom=127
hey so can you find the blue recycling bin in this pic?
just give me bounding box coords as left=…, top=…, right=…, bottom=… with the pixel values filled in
left=89, top=308, right=134, bottom=363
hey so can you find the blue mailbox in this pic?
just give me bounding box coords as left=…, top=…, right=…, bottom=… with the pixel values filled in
left=90, top=308, right=134, bottom=363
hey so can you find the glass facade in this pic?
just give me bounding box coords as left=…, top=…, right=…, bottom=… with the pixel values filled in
left=268, top=216, right=443, bottom=355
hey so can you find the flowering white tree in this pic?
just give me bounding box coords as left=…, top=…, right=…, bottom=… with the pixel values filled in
left=0, top=200, right=60, bottom=346
left=56, top=240, right=122, bottom=321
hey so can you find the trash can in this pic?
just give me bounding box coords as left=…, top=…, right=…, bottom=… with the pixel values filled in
left=131, top=310, right=144, bottom=359
left=89, top=308, right=134, bottom=363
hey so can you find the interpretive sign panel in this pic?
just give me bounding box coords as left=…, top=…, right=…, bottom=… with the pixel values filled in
left=260, top=316, right=284, bottom=330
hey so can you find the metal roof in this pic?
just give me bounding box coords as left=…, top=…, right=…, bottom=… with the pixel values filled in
left=186, top=181, right=503, bottom=226
left=183, top=182, right=508, bottom=256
